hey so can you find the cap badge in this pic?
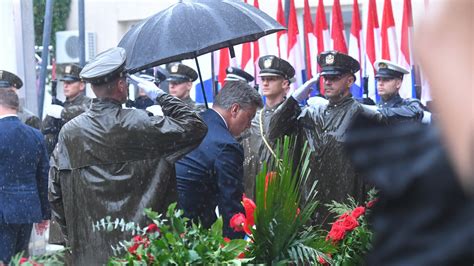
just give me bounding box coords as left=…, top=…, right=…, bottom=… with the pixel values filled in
left=378, top=62, right=388, bottom=69
left=170, top=64, right=179, bottom=73
left=227, top=67, right=233, bottom=73
left=263, top=58, right=273, bottom=69
left=326, top=54, right=335, bottom=65
left=65, top=65, right=71, bottom=74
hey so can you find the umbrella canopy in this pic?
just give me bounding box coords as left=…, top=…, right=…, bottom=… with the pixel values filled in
left=118, top=0, right=285, bottom=73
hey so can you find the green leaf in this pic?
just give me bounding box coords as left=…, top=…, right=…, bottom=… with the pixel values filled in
left=188, top=250, right=201, bottom=262
left=210, top=216, right=223, bottom=237
left=222, top=239, right=248, bottom=254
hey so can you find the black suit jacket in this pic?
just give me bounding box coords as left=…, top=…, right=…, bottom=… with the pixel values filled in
left=176, top=109, right=245, bottom=239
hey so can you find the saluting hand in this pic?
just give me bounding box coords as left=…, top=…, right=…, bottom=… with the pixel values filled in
left=292, top=74, right=320, bottom=102
left=129, top=74, right=165, bottom=101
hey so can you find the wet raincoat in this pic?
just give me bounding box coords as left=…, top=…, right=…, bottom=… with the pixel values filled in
left=42, top=93, right=92, bottom=244
left=268, top=96, right=376, bottom=224
left=240, top=102, right=283, bottom=199
left=49, top=94, right=207, bottom=265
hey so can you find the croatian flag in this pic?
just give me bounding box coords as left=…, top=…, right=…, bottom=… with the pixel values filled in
left=330, top=0, right=348, bottom=53
left=399, top=0, right=416, bottom=99
left=287, top=0, right=304, bottom=92
left=348, top=0, right=363, bottom=98
left=253, top=0, right=268, bottom=79
left=364, top=0, right=381, bottom=102
left=313, top=0, right=330, bottom=94
left=381, top=0, right=399, bottom=61
left=276, top=0, right=287, bottom=60
left=303, top=0, right=315, bottom=81
left=241, top=0, right=253, bottom=80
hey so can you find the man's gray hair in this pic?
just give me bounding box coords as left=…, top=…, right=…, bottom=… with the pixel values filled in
left=213, top=81, right=263, bottom=110
left=0, top=88, right=19, bottom=110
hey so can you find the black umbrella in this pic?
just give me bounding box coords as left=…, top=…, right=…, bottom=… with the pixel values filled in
left=118, top=0, right=285, bottom=108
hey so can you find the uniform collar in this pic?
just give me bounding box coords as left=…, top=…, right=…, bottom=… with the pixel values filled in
left=90, top=98, right=123, bottom=111
left=66, top=92, right=86, bottom=104
left=380, top=94, right=403, bottom=108
left=327, top=94, right=354, bottom=108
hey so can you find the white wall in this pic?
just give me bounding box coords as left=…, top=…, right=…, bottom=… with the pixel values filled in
left=0, top=0, right=38, bottom=114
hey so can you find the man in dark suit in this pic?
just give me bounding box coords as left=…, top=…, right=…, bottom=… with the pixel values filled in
left=0, top=83, right=50, bottom=263
left=176, top=81, right=263, bottom=238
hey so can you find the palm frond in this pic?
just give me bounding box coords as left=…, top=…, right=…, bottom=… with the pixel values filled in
left=250, top=136, right=327, bottom=264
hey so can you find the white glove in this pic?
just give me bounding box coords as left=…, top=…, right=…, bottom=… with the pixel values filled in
left=46, top=104, right=64, bottom=119
left=307, top=96, right=328, bottom=107
left=361, top=104, right=379, bottom=112
left=146, top=105, right=164, bottom=117
left=422, top=111, right=432, bottom=124
left=291, top=75, right=320, bottom=102
left=129, top=74, right=165, bottom=100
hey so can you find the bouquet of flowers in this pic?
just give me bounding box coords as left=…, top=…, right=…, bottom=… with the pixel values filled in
left=318, top=190, right=377, bottom=265
left=105, top=203, right=249, bottom=265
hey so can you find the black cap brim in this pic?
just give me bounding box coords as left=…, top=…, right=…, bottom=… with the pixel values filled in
left=60, top=76, right=81, bottom=82
left=166, top=75, right=191, bottom=83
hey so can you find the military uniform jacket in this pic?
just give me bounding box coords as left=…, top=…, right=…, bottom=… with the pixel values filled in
left=268, top=96, right=369, bottom=224
left=42, top=93, right=92, bottom=155
left=18, top=107, right=41, bottom=129
left=240, top=102, right=283, bottom=199
left=378, top=94, right=425, bottom=123
left=182, top=96, right=206, bottom=113
left=48, top=94, right=207, bottom=265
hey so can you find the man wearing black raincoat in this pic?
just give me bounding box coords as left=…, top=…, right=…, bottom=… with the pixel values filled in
left=267, top=51, right=380, bottom=225
left=48, top=47, right=207, bottom=265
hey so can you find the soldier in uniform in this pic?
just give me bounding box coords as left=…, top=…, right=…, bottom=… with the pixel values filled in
left=166, top=62, right=204, bottom=112
left=374, top=60, right=425, bottom=123
left=42, top=64, right=92, bottom=156
left=224, top=66, right=254, bottom=83
left=48, top=47, right=207, bottom=265
left=240, top=55, right=295, bottom=199
left=267, top=51, right=381, bottom=225
left=0, top=70, right=41, bottom=129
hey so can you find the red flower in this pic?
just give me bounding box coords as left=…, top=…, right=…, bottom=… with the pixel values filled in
left=326, top=223, right=346, bottom=242
left=132, top=235, right=143, bottom=243
left=242, top=194, right=256, bottom=227
left=237, top=252, right=246, bottom=258
left=230, top=213, right=246, bottom=232
left=19, top=258, right=28, bottom=265
left=338, top=214, right=359, bottom=231
left=366, top=198, right=378, bottom=208
left=145, top=223, right=160, bottom=233
left=223, top=237, right=231, bottom=243
left=351, top=206, right=365, bottom=219
left=128, top=243, right=139, bottom=254
left=147, top=253, right=155, bottom=264
left=317, top=253, right=332, bottom=265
